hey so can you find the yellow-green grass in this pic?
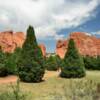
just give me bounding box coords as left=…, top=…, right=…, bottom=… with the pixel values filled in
left=0, top=71, right=100, bottom=100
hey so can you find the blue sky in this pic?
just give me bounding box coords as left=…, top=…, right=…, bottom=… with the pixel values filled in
left=0, top=0, right=100, bottom=53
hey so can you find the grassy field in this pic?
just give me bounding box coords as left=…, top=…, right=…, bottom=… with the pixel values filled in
left=0, top=71, right=100, bottom=100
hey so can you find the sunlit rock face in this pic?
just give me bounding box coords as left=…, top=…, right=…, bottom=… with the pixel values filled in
left=39, top=44, right=46, bottom=57
left=56, top=40, right=68, bottom=59
left=56, top=32, right=100, bottom=58
left=0, top=31, right=25, bottom=53
left=0, top=31, right=46, bottom=56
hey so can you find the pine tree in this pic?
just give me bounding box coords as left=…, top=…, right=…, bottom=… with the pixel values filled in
left=60, top=39, right=86, bottom=78
left=0, top=48, right=8, bottom=77
left=84, top=56, right=100, bottom=70
left=5, top=48, right=21, bottom=75
left=45, top=56, right=58, bottom=71
left=18, top=26, right=45, bottom=82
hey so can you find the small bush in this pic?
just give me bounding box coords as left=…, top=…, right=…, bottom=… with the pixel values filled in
left=0, top=64, right=8, bottom=77
left=5, top=48, right=21, bottom=75
left=84, top=56, right=100, bottom=70
left=0, top=49, right=8, bottom=77
left=45, top=55, right=62, bottom=71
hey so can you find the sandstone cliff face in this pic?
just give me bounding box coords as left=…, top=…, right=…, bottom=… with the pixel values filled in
left=39, top=44, right=46, bottom=57
left=0, top=31, right=46, bottom=56
left=0, top=31, right=25, bottom=53
left=56, top=40, right=67, bottom=58
left=56, top=32, right=100, bottom=58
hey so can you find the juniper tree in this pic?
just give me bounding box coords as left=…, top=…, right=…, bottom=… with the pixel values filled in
left=5, top=48, right=21, bottom=75
left=0, top=48, right=8, bottom=77
left=18, top=26, right=45, bottom=82
left=60, top=39, right=86, bottom=78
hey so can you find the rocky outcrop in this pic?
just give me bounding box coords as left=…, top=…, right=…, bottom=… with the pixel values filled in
left=56, top=32, right=100, bottom=58
left=0, top=31, right=25, bottom=53
left=39, top=44, right=46, bottom=57
left=56, top=40, right=67, bottom=58
left=0, top=31, right=46, bottom=56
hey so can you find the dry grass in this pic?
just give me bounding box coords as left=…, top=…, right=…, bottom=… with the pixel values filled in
left=0, top=71, right=100, bottom=100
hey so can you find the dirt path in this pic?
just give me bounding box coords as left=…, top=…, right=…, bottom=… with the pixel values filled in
left=43, top=71, right=60, bottom=80
left=0, top=76, right=18, bottom=84
left=0, top=71, right=60, bottom=84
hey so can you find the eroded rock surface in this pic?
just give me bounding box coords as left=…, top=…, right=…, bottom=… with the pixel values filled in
left=0, top=31, right=25, bottom=53
left=0, top=31, right=46, bottom=56
left=56, top=32, right=100, bottom=58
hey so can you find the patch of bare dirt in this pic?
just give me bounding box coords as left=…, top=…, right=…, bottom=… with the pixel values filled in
left=43, top=71, right=60, bottom=80
left=0, top=76, right=18, bottom=84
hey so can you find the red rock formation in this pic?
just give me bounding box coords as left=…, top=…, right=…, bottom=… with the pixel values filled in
left=56, top=32, right=100, bottom=58
left=39, top=44, right=46, bottom=57
left=56, top=40, right=67, bottom=58
left=0, top=31, right=46, bottom=56
left=0, top=31, right=25, bottom=53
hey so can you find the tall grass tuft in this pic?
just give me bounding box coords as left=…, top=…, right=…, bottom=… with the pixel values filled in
left=0, top=79, right=27, bottom=100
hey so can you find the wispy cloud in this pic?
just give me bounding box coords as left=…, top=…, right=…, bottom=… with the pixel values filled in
left=92, top=30, right=100, bottom=35
left=0, top=0, right=99, bottom=40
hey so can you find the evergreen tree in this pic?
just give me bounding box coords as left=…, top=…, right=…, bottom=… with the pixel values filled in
left=60, top=39, right=86, bottom=78
left=84, top=56, right=100, bottom=70
left=97, top=56, right=100, bottom=69
left=5, top=48, right=21, bottom=75
left=18, top=26, right=45, bottom=82
left=0, top=48, right=8, bottom=77
left=45, top=56, right=58, bottom=71
left=55, top=55, right=63, bottom=69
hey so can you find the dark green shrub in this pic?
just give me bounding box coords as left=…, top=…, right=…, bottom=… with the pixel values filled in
left=0, top=49, right=8, bottom=77
left=45, top=55, right=63, bottom=71
left=84, top=56, right=100, bottom=70
left=18, top=61, right=44, bottom=82
left=0, top=64, right=8, bottom=77
left=5, top=48, right=21, bottom=75
left=55, top=55, right=63, bottom=68
left=45, top=56, right=58, bottom=71
left=18, top=26, right=45, bottom=82
left=97, top=56, right=100, bottom=67
left=60, top=39, right=86, bottom=78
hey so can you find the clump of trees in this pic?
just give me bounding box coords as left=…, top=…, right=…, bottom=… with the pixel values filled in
left=0, top=26, right=45, bottom=83
left=60, top=39, right=86, bottom=78
left=0, top=26, right=100, bottom=81
left=45, top=55, right=62, bottom=71
left=0, top=47, right=20, bottom=77
left=84, top=56, right=100, bottom=70
left=0, top=49, right=8, bottom=77
left=18, top=26, right=45, bottom=82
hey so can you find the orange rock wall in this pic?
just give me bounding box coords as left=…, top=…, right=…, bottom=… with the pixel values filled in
left=0, top=31, right=46, bottom=56
left=56, top=32, right=100, bottom=58
left=0, top=31, right=25, bottom=53
left=39, top=44, right=46, bottom=57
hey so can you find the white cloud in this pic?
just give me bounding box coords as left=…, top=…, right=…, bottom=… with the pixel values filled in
left=92, top=30, right=100, bottom=35
left=95, top=31, right=100, bottom=35
left=0, top=0, right=99, bottom=40
left=85, top=32, right=92, bottom=36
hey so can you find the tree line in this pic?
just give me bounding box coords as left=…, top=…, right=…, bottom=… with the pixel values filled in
left=0, top=26, right=100, bottom=82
